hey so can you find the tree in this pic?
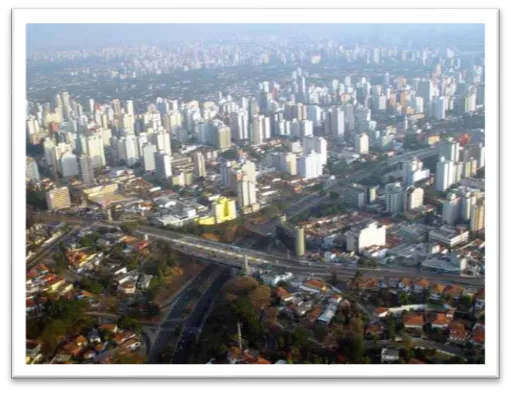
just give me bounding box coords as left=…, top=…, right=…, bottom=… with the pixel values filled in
left=248, top=285, right=271, bottom=310
left=445, top=355, right=466, bottom=364
left=398, top=291, right=409, bottom=306
left=117, top=315, right=142, bottom=334
left=261, top=204, right=281, bottom=219
left=81, top=278, right=105, bottom=295
left=329, top=191, right=340, bottom=201
left=388, top=317, right=396, bottom=340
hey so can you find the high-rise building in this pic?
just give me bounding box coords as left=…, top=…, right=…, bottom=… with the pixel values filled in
left=470, top=199, right=485, bottom=233
left=439, top=138, right=460, bottom=162
left=59, top=152, right=79, bottom=178
left=239, top=160, right=257, bottom=184
left=297, top=151, right=323, bottom=179
left=251, top=115, right=270, bottom=145
left=79, top=154, right=95, bottom=185
left=436, top=157, right=455, bottom=192
left=434, top=96, right=447, bottom=120
left=298, top=119, right=313, bottom=139
left=404, top=186, right=424, bottom=211
left=142, top=143, right=157, bottom=172
left=46, top=186, right=71, bottom=211
left=119, top=135, right=140, bottom=166
left=80, top=134, right=106, bottom=169
left=460, top=189, right=478, bottom=221
left=152, top=130, right=172, bottom=157
left=442, top=192, right=461, bottom=225
left=355, top=133, right=369, bottom=154
left=329, top=107, right=345, bottom=139
left=385, top=182, right=404, bottom=214
left=192, top=151, right=206, bottom=177
left=26, top=157, right=40, bottom=182
left=237, top=174, right=257, bottom=208
left=279, top=152, right=297, bottom=176
left=211, top=197, right=238, bottom=224
left=154, top=151, right=172, bottom=180
left=345, top=221, right=386, bottom=253
left=403, top=158, right=430, bottom=186
left=230, top=110, right=249, bottom=140
left=303, top=136, right=327, bottom=167
left=214, top=125, right=232, bottom=151
left=464, top=93, right=477, bottom=113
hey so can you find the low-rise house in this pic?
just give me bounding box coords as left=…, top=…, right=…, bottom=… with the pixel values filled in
left=294, top=300, right=314, bottom=317
left=365, top=324, right=384, bottom=338
left=87, top=329, right=101, bottom=344
left=474, top=288, right=485, bottom=310
left=443, top=285, right=465, bottom=301
left=300, top=279, right=328, bottom=293
left=317, top=308, right=336, bottom=325
left=26, top=340, right=43, bottom=364
left=119, top=337, right=141, bottom=352
left=138, top=274, right=153, bottom=290
left=413, top=279, right=430, bottom=294
left=273, top=287, right=292, bottom=302
left=381, top=348, right=400, bottom=363
left=470, top=323, right=485, bottom=347
left=403, top=313, right=425, bottom=329
left=398, top=278, right=413, bottom=293
left=352, top=277, right=380, bottom=291
left=429, top=284, right=446, bottom=301
left=374, top=306, right=390, bottom=318
left=430, top=313, right=449, bottom=329
left=448, top=320, right=468, bottom=344
left=99, top=324, right=118, bottom=334
left=119, top=281, right=136, bottom=295
left=113, top=331, right=137, bottom=346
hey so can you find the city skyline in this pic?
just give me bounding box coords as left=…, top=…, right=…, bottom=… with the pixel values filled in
left=13, top=8, right=499, bottom=379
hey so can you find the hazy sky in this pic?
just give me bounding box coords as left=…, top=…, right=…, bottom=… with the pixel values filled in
left=27, top=23, right=484, bottom=53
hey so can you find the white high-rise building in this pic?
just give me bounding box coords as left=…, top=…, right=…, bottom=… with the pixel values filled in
left=439, top=138, right=460, bottom=162
left=355, top=133, right=369, bottom=154
left=124, top=100, right=134, bottom=116
left=59, top=152, right=79, bottom=178
left=79, top=154, right=95, bottom=185
left=330, top=107, right=344, bottom=139
left=413, top=96, right=424, bottom=113
left=470, top=199, right=485, bottom=233
left=464, top=93, right=477, bottom=113
left=154, top=151, right=172, bottom=180
left=239, top=160, right=257, bottom=184
left=26, top=157, right=40, bottom=182
left=303, top=136, right=327, bottom=168
left=436, top=157, right=455, bottom=192
left=299, top=120, right=314, bottom=139
left=81, top=134, right=106, bottom=169
left=152, top=130, right=172, bottom=157
left=298, top=151, right=323, bottom=179
left=460, top=189, right=478, bottom=221
left=434, top=96, right=447, bottom=120
left=142, top=143, right=157, bottom=172
left=279, top=152, right=297, bottom=176
left=385, top=182, right=404, bottom=214
left=118, top=135, right=140, bottom=166
left=230, top=110, right=249, bottom=140
left=404, top=186, right=424, bottom=212
left=403, top=158, right=430, bottom=186
left=442, top=192, right=461, bottom=225
left=192, top=151, right=206, bottom=177
left=345, top=221, right=386, bottom=253
left=237, top=174, right=257, bottom=208
left=251, top=115, right=271, bottom=144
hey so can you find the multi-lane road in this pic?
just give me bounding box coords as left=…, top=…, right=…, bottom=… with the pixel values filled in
left=32, top=212, right=484, bottom=287
left=147, top=263, right=229, bottom=363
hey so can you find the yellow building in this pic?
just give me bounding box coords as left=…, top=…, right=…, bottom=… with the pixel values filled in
left=197, top=197, right=237, bottom=226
